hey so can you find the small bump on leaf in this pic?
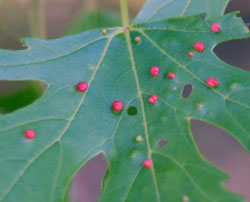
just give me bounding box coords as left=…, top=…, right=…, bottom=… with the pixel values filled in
left=136, top=135, right=143, bottom=143
left=112, top=101, right=123, bottom=112
left=194, top=42, right=205, bottom=52
left=143, top=159, right=152, bottom=168
left=25, top=129, right=36, bottom=139
left=150, top=66, right=160, bottom=77
left=148, top=94, right=158, bottom=104
left=77, top=82, right=88, bottom=92
left=167, top=72, right=176, bottom=79
left=197, top=104, right=202, bottom=109
left=188, top=51, right=194, bottom=57
left=102, top=29, right=107, bottom=35
left=134, top=36, right=141, bottom=43
left=206, top=77, right=219, bottom=87
left=211, top=22, right=220, bottom=33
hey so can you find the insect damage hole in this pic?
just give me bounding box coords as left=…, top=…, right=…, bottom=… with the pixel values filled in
left=157, top=138, right=167, bottom=148
left=71, top=153, right=108, bottom=202
left=127, top=106, right=137, bottom=116
left=0, top=80, right=47, bottom=114
left=182, top=84, right=194, bottom=99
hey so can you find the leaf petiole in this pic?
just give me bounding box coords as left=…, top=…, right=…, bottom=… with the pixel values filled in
left=120, top=0, right=129, bottom=27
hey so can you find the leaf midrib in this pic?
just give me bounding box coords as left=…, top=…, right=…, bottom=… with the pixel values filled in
left=124, top=29, right=161, bottom=202
left=123, top=26, right=216, bottom=202
left=123, top=26, right=249, bottom=202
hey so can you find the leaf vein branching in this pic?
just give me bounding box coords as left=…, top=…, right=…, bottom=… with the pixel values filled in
left=124, top=30, right=161, bottom=202
left=110, top=96, right=139, bottom=140
left=135, top=29, right=250, bottom=111
left=174, top=111, right=195, bottom=149
left=0, top=30, right=120, bottom=201
left=0, top=35, right=108, bottom=67
left=55, top=36, right=114, bottom=141
left=152, top=152, right=216, bottom=202
left=122, top=167, right=143, bottom=202
left=38, top=85, right=72, bottom=105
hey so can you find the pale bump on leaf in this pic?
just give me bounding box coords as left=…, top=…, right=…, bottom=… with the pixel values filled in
left=0, top=12, right=249, bottom=202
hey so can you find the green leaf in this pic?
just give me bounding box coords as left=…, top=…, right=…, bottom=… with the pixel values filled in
left=134, top=0, right=230, bottom=23
left=64, top=9, right=121, bottom=36
left=0, top=12, right=249, bottom=202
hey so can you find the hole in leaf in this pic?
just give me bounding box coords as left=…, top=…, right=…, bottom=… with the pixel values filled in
left=0, top=80, right=47, bottom=114
left=182, top=84, right=193, bottom=99
left=214, top=39, right=250, bottom=72
left=127, top=106, right=137, bottom=116
left=70, top=153, right=108, bottom=202
left=191, top=119, right=250, bottom=200
left=157, top=138, right=167, bottom=148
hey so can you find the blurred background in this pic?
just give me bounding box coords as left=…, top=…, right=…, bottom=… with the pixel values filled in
left=0, top=0, right=250, bottom=201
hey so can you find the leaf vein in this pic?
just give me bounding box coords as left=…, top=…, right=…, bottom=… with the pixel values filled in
left=152, top=152, right=216, bottom=201
left=0, top=31, right=120, bottom=201
left=125, top=30, right=161, bottom=202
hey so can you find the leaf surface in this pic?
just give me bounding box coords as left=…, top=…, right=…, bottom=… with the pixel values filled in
left=0, top=12, right=250, bottom=202
left=134, top=0, right=230, bottom=23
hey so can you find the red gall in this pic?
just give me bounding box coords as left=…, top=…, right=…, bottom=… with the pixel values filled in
left=25, top=129, right=36, bottom=139
left=150, top=66, right=160, bottom=77
left=211, top=22, right=220, bottom=33
left=148, top=94, right=158, bottom=104
left=168, top=72, right=176, bottom=79
left=112, top=101, right=123, bottom=112
left=143, top=159, right=152, bottom=168
left=194, top=42, right=205, bottom=52
left=206, top=77, right=219, bottom=87
left=77, top=82, right=88, bottom=92
left=188, top=51, right=194, bottom=57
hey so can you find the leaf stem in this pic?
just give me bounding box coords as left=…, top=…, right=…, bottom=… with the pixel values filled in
left=120, top=0, right=129, bottom=27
